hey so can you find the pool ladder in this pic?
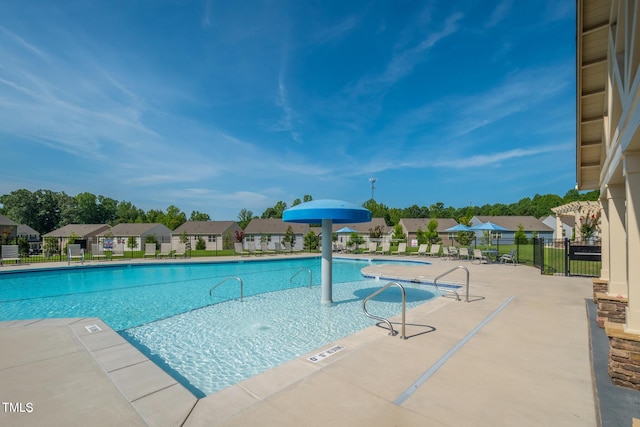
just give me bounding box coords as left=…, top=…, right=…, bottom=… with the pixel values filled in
left=433, top=265, right=469, bottom=302
left=362, top=281, right=407, bottom=339
left=209, top=277, right=243, bottom=301
left=290, top=268, right=313, bottom=288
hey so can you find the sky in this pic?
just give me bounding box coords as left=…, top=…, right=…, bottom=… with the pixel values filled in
left=0, top=0, right=577, bottom=221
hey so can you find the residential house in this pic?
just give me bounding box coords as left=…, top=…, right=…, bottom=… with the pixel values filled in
left=17, top=224, right=41, bottom=253
left=42, top=224, right=111, bottom=252
left=244, top=218, right=309, bottom=251
left=171, top=221, right=241, bottom=251
left=100, top=223, right=172, bottom=252
left=541, top=215, right=575, bottom=241
left=0, top=214, right=18, bottom=242
left=470, top=216, right=554, bottom=242
left=330, top=218, right=392, bottom=247
left=398, top=218, right=459, bottom=248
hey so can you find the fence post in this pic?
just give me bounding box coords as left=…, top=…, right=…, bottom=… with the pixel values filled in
left=564, top=238, right=570, bottom=277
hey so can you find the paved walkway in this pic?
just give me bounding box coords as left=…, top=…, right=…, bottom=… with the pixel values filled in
left=1, top=255, right=638, bottom=426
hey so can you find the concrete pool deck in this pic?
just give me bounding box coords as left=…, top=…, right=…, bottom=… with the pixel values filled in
left=0, top=255, right=638, bottom=426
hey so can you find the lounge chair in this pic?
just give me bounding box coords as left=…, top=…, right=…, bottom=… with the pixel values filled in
left=391, top=242, right=407, bottom=255
left=90, top=244, right=107, bottom=261
left=375, top=242, right=391, bottom=255
left=260, top=243, right=276, bottom=255
left=274, top=242, right=284, bottom=254
left=362, top=242, right=378, bottom=254
left=234, top=242, right=249, bottom=256
left=174, top=243, right=187, bottom=258
left=500, top=249, right=518, bottom=265
left=1, top=245, right=21, bottom=265
left=158, top=243, right=172, bottom=258
left=144, top=243, right=157, bottom=258
left=427, top=244, right=440, bottom=257
left=67, top=244, right=84, bottom=264
left=410, top=244, right=428, bottom=256
left=448, top=247, right=459, bottom=259
left=111, top=244, right=125, bottom=260
left=283, top=242, right=301, bottom=254
left=248, top=242, right=262, bottom=256
left=458, top=248, right=470, bottom=260
left=442, top=246, right=451, bottom=260
left=472, top=249, right=488, bottom=264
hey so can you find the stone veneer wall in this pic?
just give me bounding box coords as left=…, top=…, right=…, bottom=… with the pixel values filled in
left=605, top=322, right=640, bottom=391
left=595, top=293, right=628, bottom=328
left=592, top=278, right=608, bottom=303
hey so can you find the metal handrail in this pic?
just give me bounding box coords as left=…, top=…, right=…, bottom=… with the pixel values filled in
left=290, top=268, right=313, bottom=288
left=362, top=281, right=407, bottom=339
left=209, top=277, right=243, bottom=301
left=433, top=266, right=469, bottom=302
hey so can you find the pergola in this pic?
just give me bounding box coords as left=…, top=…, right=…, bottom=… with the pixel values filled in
left=551, top=200, right=601, bottom=241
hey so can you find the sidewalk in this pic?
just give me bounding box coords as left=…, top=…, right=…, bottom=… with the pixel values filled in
left=1, top=257, right=639, bottom=426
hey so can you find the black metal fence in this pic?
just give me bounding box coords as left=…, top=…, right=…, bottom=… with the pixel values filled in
left=533, top=238, right=601, bottom=277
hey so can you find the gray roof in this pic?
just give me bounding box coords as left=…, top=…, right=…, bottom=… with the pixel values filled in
left=43, top=224, right=111, bottom=238
left=172, top=221, right=239, bottom=235
left=473, top=216, right=553, bottom=232
left=400, top=218, right=459, bottom=233
left=329, top=218, right=391, bottom=233
left=17, top=224, right=40, bottom=236
left=104, top=223, right=171, bottom=236
left=244, top=218, right=309, bottom=234
left=0, top=214, right=18, bottom=226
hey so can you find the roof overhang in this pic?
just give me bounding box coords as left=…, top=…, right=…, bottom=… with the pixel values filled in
left=576, top=0, right=611, bottom=190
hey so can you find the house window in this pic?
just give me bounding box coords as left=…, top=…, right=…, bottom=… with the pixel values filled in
left=208, top=235, right=216, bottom=243
left=491, top=232, right=502, bottom=239
left=448, top=233, right=455, bottom=240
left=247, top=235, right=255, bottom=242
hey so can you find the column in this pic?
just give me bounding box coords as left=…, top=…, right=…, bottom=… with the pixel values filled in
left=625, top=154, right=640, bottom=332
left=321, top=219, right=333, bottom=305
left=607, top=184, right=627, bottom=297
left=599, top=197, right=610, bottom=281
left=555, top=215, right=563, bottom=240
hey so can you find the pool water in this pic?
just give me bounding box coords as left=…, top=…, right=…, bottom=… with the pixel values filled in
left=0, top=257, right=438, bottom=396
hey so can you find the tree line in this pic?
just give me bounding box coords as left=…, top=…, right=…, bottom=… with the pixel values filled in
left=0, top=188, right=599, bottom=235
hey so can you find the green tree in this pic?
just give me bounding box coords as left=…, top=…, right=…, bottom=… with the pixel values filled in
left=415, top=227, right=428, bottom=244
left=425, top=219, right=440, bottom=244
left=116, top=201, right=145, bottom=224
left=283, top=225, right=296, bottom=248
left=162, top=205, right=187, bottom=230
left=304, top=231, right=319, bottom=250
left=43, top=236, right=60, bottom=258
left=392, top=224, right=406, bottom=241
left=237, top=209, right=253, bottom=229
left=362, top=199, right=390, bottom=225
left=190, top=211, right=211, bottom=221
left=179, top=231, right=190, bottom=249
left=17, top=237, right=29, bottom=257
left=145, top=234, right=158, bottom=249
left=514, top=224, right=529, bottom=244
left=347, top=232, right=364, bottom=251
left=455, top=216, right=474, bottom=246
left=126, top=236, right=137, bottom=252
left=195, top=237, right=206, bottom=250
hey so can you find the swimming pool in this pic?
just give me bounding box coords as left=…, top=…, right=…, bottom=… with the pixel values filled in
left=0, top=257, right=439, bottom=396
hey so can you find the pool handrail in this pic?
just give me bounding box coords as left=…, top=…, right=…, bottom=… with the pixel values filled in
left=209, top=277, right=243, bottom=302
left=290, top=268, right=313, bottom=288
left=433, top=265, right=469, bottom=302
left=362, top=281, right=407, bottom=339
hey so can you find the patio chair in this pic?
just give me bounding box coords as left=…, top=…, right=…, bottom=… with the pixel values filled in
left=248, top=242, right=262, bottom=255
left=260, top=243, right=276, bottom=255
left=500, top=249, right=518, bottom=265
left=111, top=244, right=125, bottom=260
left=158, top=243, right=173, bottom=258
left=274, top=242, right=284, bottom=254
left=442, top=246, right=451, bottom=260
left=458, top=248, right=470, bottom=260
left=67, top=244, right=84, bottom=264
left=375, top=242, right=391, bottom=255
left=1, top=245, right=21, bottom=265
left=174, top=243, right=187, bottom=258
left=410, top=244, right=428, bottom=256
left=363, top=242, right=378, bottom=254
left=427, top=244, right=440, bottom=257
left=234, top=242, right=249, bottom=256
left=391, top=242, right=406, bottom=255
left=448, top=247, right=459, bottom=259
left=90, top=244, right=107, bottom=261
left=144, top=243, right=157, bottom=258
left=283, top=242, right=302, bottom=254
left=472, top=249, right=488, bottom=264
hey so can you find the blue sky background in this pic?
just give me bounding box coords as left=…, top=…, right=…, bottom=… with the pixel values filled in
left=0, top=1, right=576, bottom=220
